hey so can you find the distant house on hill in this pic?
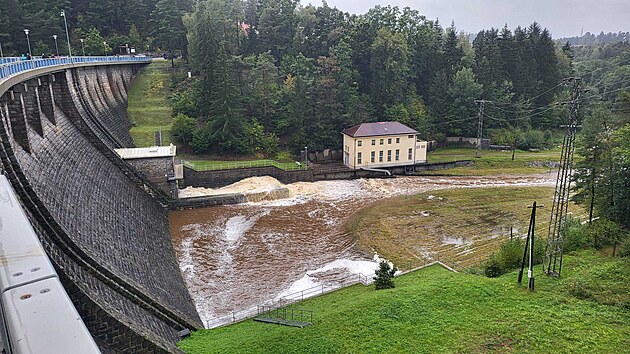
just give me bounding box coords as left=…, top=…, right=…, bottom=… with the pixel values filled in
left=341, top=122, right=428, bottom=170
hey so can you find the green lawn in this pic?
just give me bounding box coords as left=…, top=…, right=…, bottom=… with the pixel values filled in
left=127, top=60, right=174, bottom=147
left=179, top=250, right=630, bottom=353
left=183, top=159, right=305, bottom=171
left=424, top=147, right=562, bottom=176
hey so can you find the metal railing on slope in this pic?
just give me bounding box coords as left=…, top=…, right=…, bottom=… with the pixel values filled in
left=203, top=272, right=373, bottom=329
left=0, top=55, right=151, bottom=80
left=182, top=159, right=307, bottom=172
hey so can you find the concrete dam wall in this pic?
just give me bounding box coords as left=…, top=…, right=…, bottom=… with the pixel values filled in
left=0, top=63, right=201, bottom=352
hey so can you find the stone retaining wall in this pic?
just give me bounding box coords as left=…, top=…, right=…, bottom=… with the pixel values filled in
left=0, top=64, right=201, bottom=353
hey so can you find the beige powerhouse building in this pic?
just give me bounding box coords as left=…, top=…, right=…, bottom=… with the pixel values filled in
left=342, top=122, right=427, bottom=169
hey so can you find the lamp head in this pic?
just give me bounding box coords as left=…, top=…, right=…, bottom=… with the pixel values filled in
left=24, top=29, right=29, bottom=35
left=80, top=39, right=84, bottom=43
left=60, top=10, right=65, bottom=17
left=53, top=35, right=57, bottom=39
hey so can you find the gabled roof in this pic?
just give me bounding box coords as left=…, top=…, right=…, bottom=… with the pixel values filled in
left=342, top=122, right=417, bottom=138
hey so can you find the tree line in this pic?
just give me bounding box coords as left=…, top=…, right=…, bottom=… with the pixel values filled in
left=0, top=0, right=187, bottom=56
left=573, top=42, right=630, bottom=233
left=171, top=1, right=573, bottom=155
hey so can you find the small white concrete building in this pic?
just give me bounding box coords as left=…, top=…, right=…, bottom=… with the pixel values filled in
left=342, top=122, right=427, bottom=170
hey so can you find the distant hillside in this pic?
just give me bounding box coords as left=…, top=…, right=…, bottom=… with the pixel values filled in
left=557, top=31, right=630, bottom=46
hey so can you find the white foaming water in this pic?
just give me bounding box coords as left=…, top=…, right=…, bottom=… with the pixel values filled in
left=223, top=210, right=269, bottom=244
left=275, top=258, right=380, bottom=299
left=178, top=222, right=222, bottom=278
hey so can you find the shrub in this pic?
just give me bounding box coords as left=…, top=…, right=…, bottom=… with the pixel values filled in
left=494, top=238, right=524, bottom=271
left=171, top=113, right=197, bottom=145
left=561, top=217, right=590, bottom=253
left=483, top=237, right=544, bottom=277
left=517, top=130, right=546, bottom=150
left=374, top=261, right=397, bottom=290
left=483, top=256, right=503, bottom=277
left=586, top=218, right=625, bottom=249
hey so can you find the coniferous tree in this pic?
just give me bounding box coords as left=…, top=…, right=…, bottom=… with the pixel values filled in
left=374, top=260, right=397, bottom=290
left=151, top=0, right=186, bottom=65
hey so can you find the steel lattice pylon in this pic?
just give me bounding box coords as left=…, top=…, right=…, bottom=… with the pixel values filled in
left=544, top=77, right=582, bottom=277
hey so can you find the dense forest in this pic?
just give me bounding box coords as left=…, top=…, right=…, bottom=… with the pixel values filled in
left=572, top=41, right=630, bottom=235
left=0, top=0, right=576, bottom=154
left=170, top=1, right=577, bottom=155
left=0, top=0, right=188, bottom=56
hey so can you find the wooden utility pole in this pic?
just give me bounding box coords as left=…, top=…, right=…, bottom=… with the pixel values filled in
left=519, top=202, right=543, bottom=291
left=474, top=100, right=490, bottom=158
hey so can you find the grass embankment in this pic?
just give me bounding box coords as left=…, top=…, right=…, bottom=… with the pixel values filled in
left=347, top=187, right=586, bottom=270
left=425, top=147, right=562, bottom=175
left=179, top=250, right=630, bottom=353
left=127, top=60, right=174, bottom=147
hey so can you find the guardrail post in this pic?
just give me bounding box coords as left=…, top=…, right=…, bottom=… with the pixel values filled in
left=232, top=312, right=235, bottom=323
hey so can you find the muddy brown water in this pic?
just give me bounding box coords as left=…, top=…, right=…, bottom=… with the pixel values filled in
left=169, top=174, right=555, bottom=326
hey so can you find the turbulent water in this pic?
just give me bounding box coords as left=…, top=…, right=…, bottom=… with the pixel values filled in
left=169, top=174, right=555, bottom=326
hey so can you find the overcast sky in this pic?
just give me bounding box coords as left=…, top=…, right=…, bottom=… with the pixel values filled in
left=300, top=0, right=630, bottom=39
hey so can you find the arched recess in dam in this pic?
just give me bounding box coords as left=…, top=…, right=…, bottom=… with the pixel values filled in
left=0, top=62, right=202, bottom=353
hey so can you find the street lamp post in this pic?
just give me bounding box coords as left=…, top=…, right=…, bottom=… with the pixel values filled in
left=23, top=29, right=32, bottom=58
left=60, top=10, right=72, bottom=61
left=304, top=146, right=308, bottom=169
left=0, top=40, right=4, bottom=78
left=53, top=35, right=59, bottom=56
left=80, top=39, right=85, bottom=56
left=103, top=41, right=107, bottom=56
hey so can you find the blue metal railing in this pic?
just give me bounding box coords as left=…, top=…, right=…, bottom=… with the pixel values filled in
left=0, top=55, right=151, bottom=81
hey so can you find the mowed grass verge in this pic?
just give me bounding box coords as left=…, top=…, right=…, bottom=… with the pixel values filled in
left=178, top=250, right=630, bottom=353
left=424, top=147, right=562, bottom=176
left=347, top=187, right=586, bottom=270
left=127, top=60, right=174, bottom=147
left=183, top=159, right=304, bottom=171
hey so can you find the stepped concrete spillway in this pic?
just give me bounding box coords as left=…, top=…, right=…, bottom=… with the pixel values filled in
left=0, top=59, right=202, bottom=353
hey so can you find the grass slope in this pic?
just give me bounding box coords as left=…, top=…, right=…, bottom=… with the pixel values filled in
left=347, top=187, right=587, bottom=270
left=127, top=60, right=174, bottom=147
left=183, top=159, right=303, bottom=171
left=179, top=250, right=629, bottom=353
left=425, top=147, right=561, bottom=176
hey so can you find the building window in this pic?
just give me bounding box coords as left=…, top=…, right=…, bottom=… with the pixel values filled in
left=395, top=149, right=400, bottom=161
left=371, top=151, right=375, bottom=163
left=388, top=138, right=392, bottom=144
left=358, top=140, right=362, bottom=147
left=371, top=139, right=376, bottom=146
left=357, top=152, right=362, bottom=164
left=408, top=148, right=413, bottom=160
left=396, top=137, right=400, bottom=143
left=387, top=150, right=392, bottom=162
left=380, top=139, right=384, bottom=145
left=379, top=151, right=383, bottom=162
left=408, top=135, right=414, bottom=139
